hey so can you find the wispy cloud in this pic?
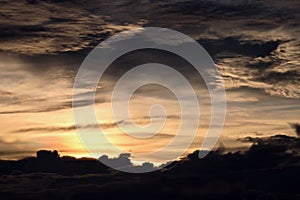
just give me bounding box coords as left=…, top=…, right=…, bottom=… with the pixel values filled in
left=12, top=121, right=123, bottom=133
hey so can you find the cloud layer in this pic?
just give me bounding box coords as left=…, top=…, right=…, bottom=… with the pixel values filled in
left=0, top=0, right=299, bottom=159
left=1, top=0, right=299, bottom=99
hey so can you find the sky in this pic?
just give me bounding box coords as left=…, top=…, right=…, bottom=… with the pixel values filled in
left=0, top=0, right=299, bottom=163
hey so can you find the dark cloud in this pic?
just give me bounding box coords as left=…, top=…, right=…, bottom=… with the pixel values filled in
left=199, top=37, right=281, bottom=58
left=256, top=70, right=300, bottom=83
left=99, top=153, right=132, bottom=169
left=0, top=0, right=299, bottom=99
left=0, top=0, right=144, bottom=55
left=99, top=153, right=164, bottom=172
left=290, top=123, right=300, bottom=137
left=12, top=121, right=123, bottom=133
left=157, top=0, right=300, bottom=98
left=167, top=0, right=264, bottom=19
left=0, top=137, right=39, bottom=159
left=1, top=135, right=300, bottom=199
left=0, top=0, right=300, bottom=174
left=0, top=94, right=107, bottom=115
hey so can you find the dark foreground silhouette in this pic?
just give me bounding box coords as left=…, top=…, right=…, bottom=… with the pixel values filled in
left=0, top=134, right=299, bottom=200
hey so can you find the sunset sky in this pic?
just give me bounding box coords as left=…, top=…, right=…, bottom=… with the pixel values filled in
left=0, top=0, right=299, bottom=164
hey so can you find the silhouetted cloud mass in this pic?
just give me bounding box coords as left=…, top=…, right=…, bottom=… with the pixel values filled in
left=0, top=135, right=300, bottom=199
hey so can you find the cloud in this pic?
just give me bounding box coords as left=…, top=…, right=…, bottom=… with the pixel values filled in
left=238, top=134, right=300, bottom=153
left=0, top=137, right=39, bottom=159
left=1, top=0, right=299, bottom=100
left=1, top=135, right=300, bottom=199
left=290, top=123, right=300, bottom=137
left=99, top=153, right=132, bottom=169
left=99, top=153, right=157, bottom=172
left=0, top=0, right=300, bottom=160
left=153, top=0, right=300, bottom=99
left=12, top=121, right=123, bottom=133
left=0, top=0, right=143, bottom=55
